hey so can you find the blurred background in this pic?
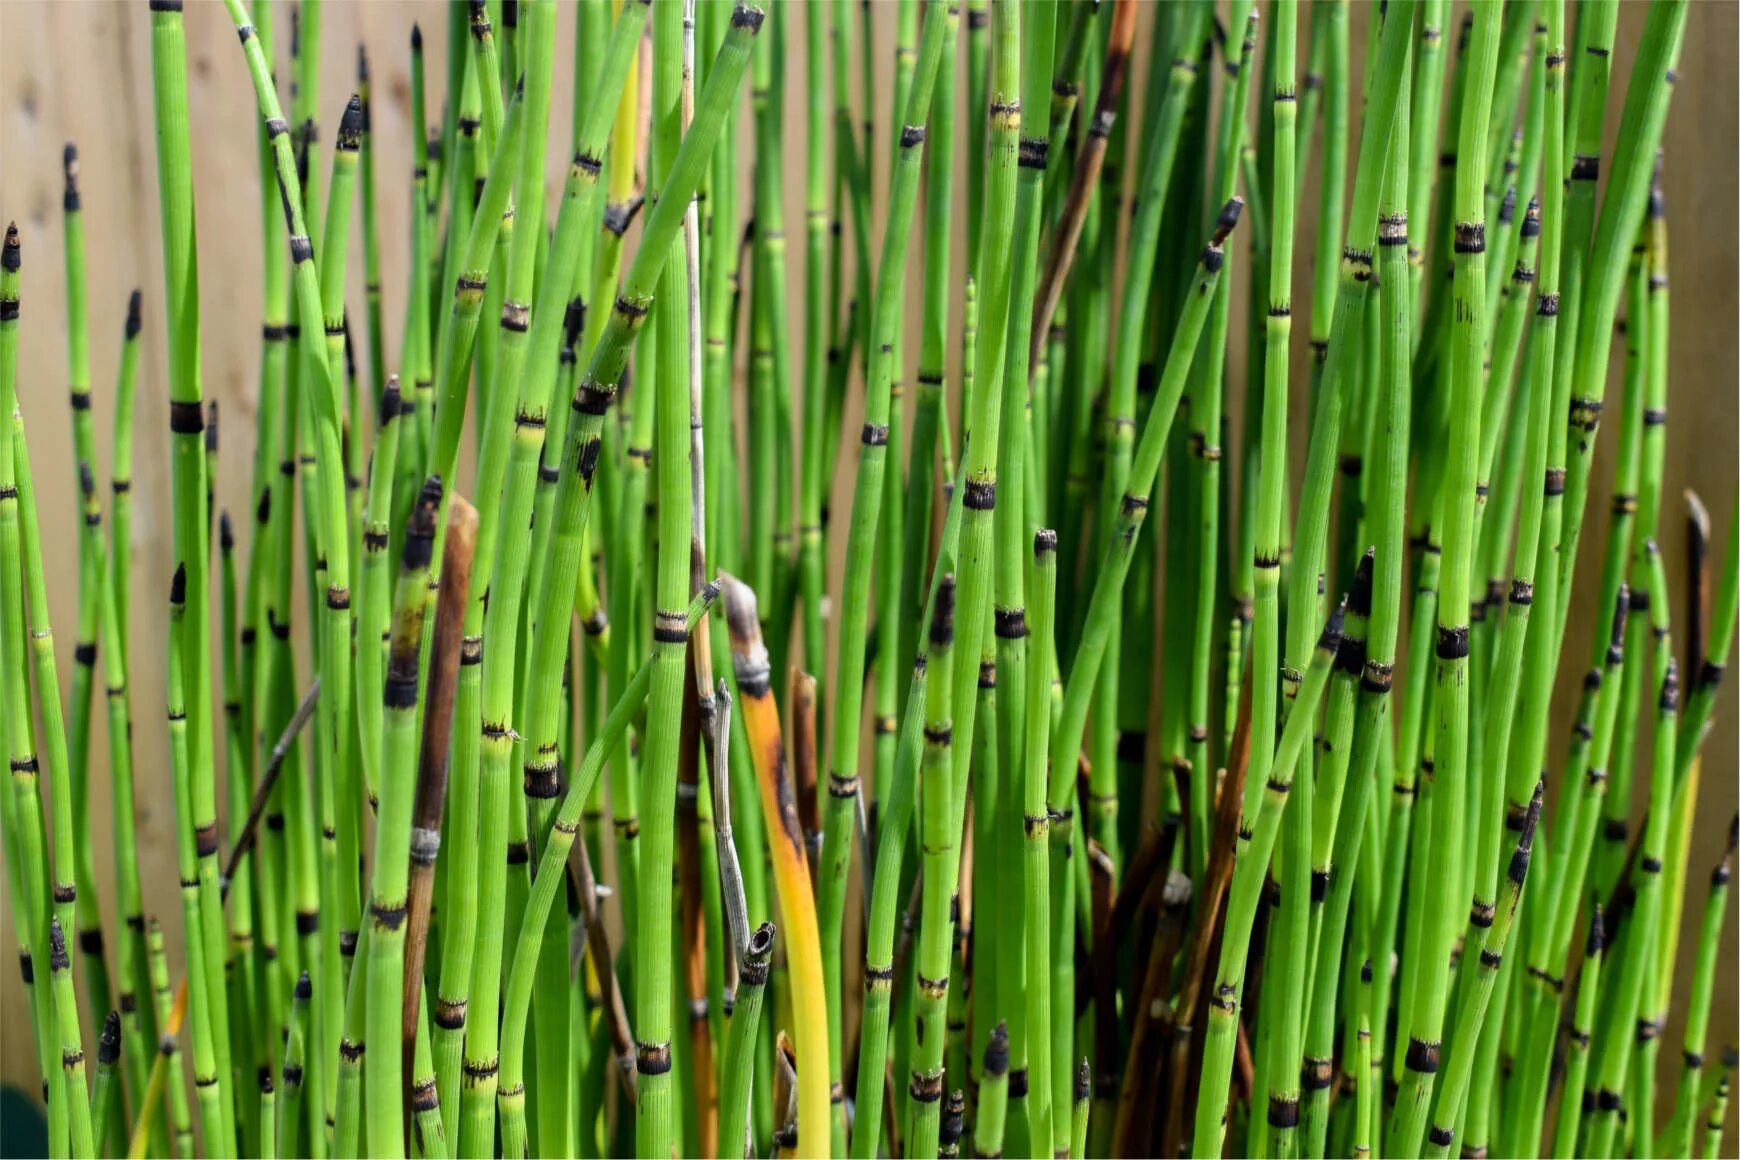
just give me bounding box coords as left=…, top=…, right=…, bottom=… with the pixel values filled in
left=0, top=0, right=1734, bottom=1146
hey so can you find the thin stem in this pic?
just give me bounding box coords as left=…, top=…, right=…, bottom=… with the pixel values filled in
left=818, top=7, right=953, bottom=1141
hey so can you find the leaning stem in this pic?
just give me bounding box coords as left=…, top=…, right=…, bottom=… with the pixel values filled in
left=721, top=577, right=830, bottom=1155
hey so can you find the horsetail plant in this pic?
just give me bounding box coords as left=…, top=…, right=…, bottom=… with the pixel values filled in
left=1, top=2, right=1736, bottom=1158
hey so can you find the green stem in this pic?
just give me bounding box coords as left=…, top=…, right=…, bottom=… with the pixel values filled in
left=718, top=922, right=775, bottom=1159
left=1192, top=599, right=1345, bottom=1154
left=499, top=588, right=715, bottom=1155
left=905, top=575, right=957, bottom=1158
left=818, top=6, right=953, bottom=1140
left=1021, top=529, right=1058, bottom=1153
left=150, top=6, right=235, bottom=1144
left=358, top=479, right=439, bottom=1158
left=60, top=147, right=117, bottom=1069
left=1388, top=5, right=1500, bottom=1150
left=1665, top=831, right=1735, bottom=1158
left=1556, top=2, right=1687, bottom=643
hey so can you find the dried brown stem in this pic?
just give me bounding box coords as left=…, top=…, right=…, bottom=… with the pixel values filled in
left=676, top=635, right=716, bottom=1155
left=1029, top=0, right=1139, bottom=368
left=222, top=678, right=321, bottom=893
left=572, top=837, right=637, bottom=1105
left=1113, top=869, right=1193, bottom=1157
left=789, top=666, right=821, bottom=876
left=401, top=493, right=476, bottom=1121
left=1686, top=489, right=1710, bottom=685
left=1160, top=651, right=1253, bottom=1157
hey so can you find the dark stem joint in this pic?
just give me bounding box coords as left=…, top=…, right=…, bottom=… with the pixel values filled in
left=168, top=400, right=205, bottom=435
left=635, top=1042, right=673, bottom=1075
left=1361, top=661, right=1394, bottom=694
left=523, top=764, right=561, bottom=800
left=1405, top=1038, right=1441, bottom=1074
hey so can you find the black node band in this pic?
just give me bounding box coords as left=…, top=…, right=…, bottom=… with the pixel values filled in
left=364, top=898, right=408, bottom=932
left=1405, top=1038, right=1441, bottom=1073
left=963, top=480, right=996, bottom=510
left=169, top=401, right=205, bottom=435
left=636, top=1042, right=673, bottom=1075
